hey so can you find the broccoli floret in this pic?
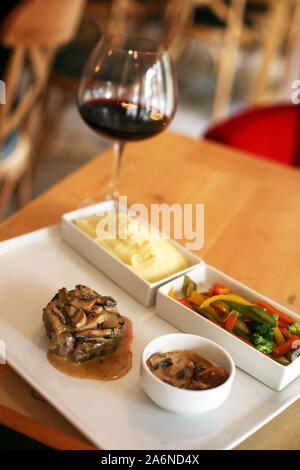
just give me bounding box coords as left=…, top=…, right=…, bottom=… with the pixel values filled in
left=252, top=333, right=274, bottom=354
left=287, top=322, right=300, bottom=336
left=250, top=321, right=274, bottom=340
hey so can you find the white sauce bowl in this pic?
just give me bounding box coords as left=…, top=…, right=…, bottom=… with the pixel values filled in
left=140, top=333, right=235, bottom=414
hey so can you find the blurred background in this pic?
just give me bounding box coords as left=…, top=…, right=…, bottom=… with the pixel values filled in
left=0, top=0, right=299, bottom=220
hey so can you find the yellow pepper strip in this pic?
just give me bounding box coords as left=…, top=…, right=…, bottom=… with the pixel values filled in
left=273, top=327, right=285, bottom=346
left=187, top=291, right=207, bottom=306
left=168, top=286, right=177, bottom=300
left=200, top=294, right=251, bottom=309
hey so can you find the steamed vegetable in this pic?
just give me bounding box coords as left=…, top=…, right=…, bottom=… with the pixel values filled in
left=225, top=313, right=238, bottom=330
left=222, top=301, right=278, bottom=327
left=233, top=317, right=250, bottom=338
left=200, top=294, right=251, bottom=309
left=252, top=334, right=273, bottom=354
left=272, top=339, right=295, bottom=358
left=250, top=322, right=274, bottom=341
left=287, top=322, right=300, bottom=336
left=182, top=275, right=197, bottom=297
left=168, top=286, right=177, bottom=300
left=259, top=301, right=294, bottom=325
left=187, top=291, right=206, bottom=306
left=168, top=279, right=300, bottom=365
left=209, top=283, right=229, bottom=295
left=273, top=326, right=285, bottom=346
left=193, top=305, right=222, bottom=325
left=282, top=327, right=299, bottom=341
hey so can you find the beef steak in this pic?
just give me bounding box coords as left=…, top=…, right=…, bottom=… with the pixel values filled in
left=43, top=284, right=125, bottom=362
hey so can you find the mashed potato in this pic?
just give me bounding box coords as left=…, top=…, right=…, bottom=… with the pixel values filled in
left=74, top=212, right=188, bottom=283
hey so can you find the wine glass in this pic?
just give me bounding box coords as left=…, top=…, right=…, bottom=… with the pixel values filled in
left=77, top=34, right=177, bottom=200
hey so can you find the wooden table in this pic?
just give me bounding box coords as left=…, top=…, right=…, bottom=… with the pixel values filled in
left=1, top=131, right=300, bottom=449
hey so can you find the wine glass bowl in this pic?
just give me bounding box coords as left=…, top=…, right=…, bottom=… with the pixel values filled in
left=77, top=34, right=177, bottom=199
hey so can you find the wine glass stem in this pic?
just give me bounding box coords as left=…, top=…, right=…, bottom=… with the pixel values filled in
left=108, top=141, right=125, bottom=200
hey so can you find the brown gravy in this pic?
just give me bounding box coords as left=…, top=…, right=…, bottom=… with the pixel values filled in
left=147, top=350, right=228, bottom=390
left=47, top=316, right=132, bottom=380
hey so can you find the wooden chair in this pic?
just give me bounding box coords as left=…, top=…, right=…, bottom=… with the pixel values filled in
left=87, top=0, right=160, bottom=37
left=33, top=10, right=101, bottom=175
left=252, top=0, right=300, bottom=104
left=163, top=0, right=252, bottom=121
left=280, top=0, right=300, bottom=100
left=0, top=0, right=85, bottom=219
left=36, top=0, right=159, bottom=172
left=163, top=0, right=295, bottom=121
left=248, top=0, right=292, bottom=104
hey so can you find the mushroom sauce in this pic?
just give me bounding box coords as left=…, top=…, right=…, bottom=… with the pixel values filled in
left=47, top=316, right=133, bottom=380
left=147, top=350, right=228, bottom=390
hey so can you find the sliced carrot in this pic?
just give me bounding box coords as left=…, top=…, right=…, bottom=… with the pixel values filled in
left=281, top=328, right=300, bottom=342
left=225, top=313, right=238, bottom=330
left=259, top=301, right=295, bottom=325
left=272, top=339, right=294, bottom=358
left=278, top=320, right=289, bottom=329
left=281, top=328, right=291, bottom=339
left=212, top=283, right=229, bottom=295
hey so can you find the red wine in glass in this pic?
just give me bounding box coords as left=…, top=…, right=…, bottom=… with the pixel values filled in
left=77, top=35, right=177, bottom=199
left=79, top=98, right=170, bottom=141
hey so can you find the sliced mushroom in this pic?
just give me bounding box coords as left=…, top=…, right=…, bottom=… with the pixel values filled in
left=43, top=308, right=67, bottom=335
left=104, top=296, right=117, bottom=306
left=103, top=305, right=118, bottom=313
left=147, top=353, right=168, bottom=370
left=70, top=309, right=87, bottom=330
left=65, top=305, right=78, bottom=318
left=75, top=311, right=110, bottom=331
left=75, top=328, right=115, bottom=340
left=89, top=305, right=104, bottom=314
left=101, top=313, right=124, bottom=329
left=67, top=296, right=96, bottom=310
left=96, top=295, right=117, bottom=306
left=96, top=296, right=106, bottom=305
left=52, top=305, right=68, bottom=325
left=75, top=284, right=96, bottom=299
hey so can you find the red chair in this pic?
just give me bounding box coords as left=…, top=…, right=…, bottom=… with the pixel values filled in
left=204, top=104, right=300, bottom=167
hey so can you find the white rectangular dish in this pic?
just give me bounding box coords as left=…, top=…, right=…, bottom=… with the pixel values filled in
left=1, top=226, right=300, bottom=449
left=60, top=200, right=203, bottom=307
left=156, top=264, right=300, bottom=391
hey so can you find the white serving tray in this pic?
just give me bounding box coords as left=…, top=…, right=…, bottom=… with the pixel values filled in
left=1, top=226, right=300, bottom=449
left=61, top=201, right=203, bottom=307
left=156, top=265, right=300, bottom=391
